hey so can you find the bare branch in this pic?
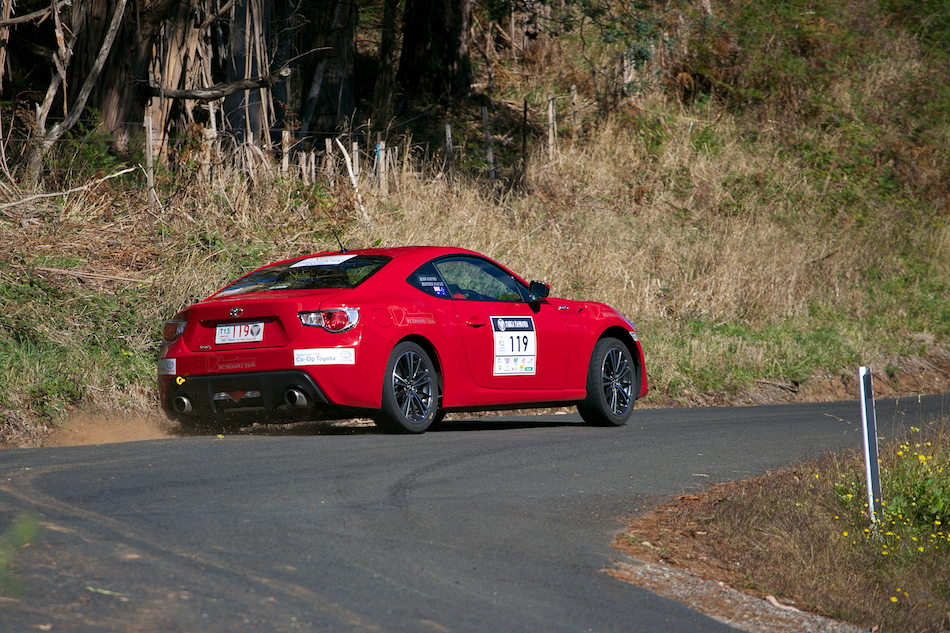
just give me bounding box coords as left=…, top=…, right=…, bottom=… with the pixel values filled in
left=142, top=67, right=291, bottom=102
left=30, top=266, right=155, bottom=285
left=0, top=0, right=70, bottom=28
left=0, top=166, right=135, bottom=217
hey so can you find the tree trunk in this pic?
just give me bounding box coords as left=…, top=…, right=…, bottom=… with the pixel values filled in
left=299, top=0, right=356, bottom=136
left=26, top=0, right=130, bottom=179
left=146, top=0, right=215, bottom=162
left=396, top=0, right=474, bottom=99
left=268, top=0, right=296, bottom=145
left=224, top=0, right=273, bottom=146
left=371, top=0, right=399, bottom=128
left=68, top=0, right=183, bottom=153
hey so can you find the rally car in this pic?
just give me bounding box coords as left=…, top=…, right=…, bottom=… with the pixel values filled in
left=159, top=246, right=647, bottom=433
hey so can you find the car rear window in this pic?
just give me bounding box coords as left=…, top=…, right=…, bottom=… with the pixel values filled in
left=214, top=254, right=390, bottom=297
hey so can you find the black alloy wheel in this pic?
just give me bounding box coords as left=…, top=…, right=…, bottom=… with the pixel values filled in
left=377, top=341, right=439, bottom=433
left=578, top=337, right=636, bottom=426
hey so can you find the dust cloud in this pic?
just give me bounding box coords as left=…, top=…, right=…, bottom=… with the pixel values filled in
left=47, top=413, right=177, bottom=447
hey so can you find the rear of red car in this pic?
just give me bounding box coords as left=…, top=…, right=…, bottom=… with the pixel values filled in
left=158, top=253, right=394, bottom=429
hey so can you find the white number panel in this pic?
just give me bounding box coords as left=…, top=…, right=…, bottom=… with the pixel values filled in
left=491, top=316, right=537, bottom=376
left=215, top=322, right=264, bottom=344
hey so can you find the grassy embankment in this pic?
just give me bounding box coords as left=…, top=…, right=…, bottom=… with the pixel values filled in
left=0, top=0, right=948, bottom=628
left=1, top=0, right=947, bottom=436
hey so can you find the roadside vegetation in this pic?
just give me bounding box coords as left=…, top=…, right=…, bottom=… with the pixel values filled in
left=619, top=418, right=950, bottom=632
left=0, top=0, right=948, bottom=628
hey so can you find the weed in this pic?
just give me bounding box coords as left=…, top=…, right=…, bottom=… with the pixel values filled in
left=0, top=512, right=40, bottom=598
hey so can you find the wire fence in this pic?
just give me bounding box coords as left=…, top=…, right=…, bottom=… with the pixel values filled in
left=0, top=84, right=601, bottom=199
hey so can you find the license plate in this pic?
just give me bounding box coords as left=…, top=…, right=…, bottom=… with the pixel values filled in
left=215, top=322, right=264, bottom=344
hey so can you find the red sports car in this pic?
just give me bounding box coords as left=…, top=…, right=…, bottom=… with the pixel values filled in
left=159, top=246, right=647, bottom=433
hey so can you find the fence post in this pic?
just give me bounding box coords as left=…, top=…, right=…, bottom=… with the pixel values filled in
left=378, top=138, right=388, bottom=197
left=144, top=114, right=158, bottom=229
left=859, top=366, right=883, bottom=523
left=281, top=130, right=291, bottom=176
left=208, top=101, right=219, bottom=182
left=547, top=92, right=556, bottom=161
left=246, top=132, right=257, bottom=184
left=482, top=106, right=495, bottom=182
left=390, top=146, right=400, bottom=195
left=571, top=85, right=578, bottom=141
left=324, top=137, right=335, bottom=182
left=445, top=123, right=454, bottom=178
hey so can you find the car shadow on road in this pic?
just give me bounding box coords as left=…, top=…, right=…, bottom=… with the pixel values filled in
left=176, top=415, right=586, bottom=437
left=432, top=417, right=585, bottom=432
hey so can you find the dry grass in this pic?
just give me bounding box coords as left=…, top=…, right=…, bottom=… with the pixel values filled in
left=0, top=0, right=947, bottom=431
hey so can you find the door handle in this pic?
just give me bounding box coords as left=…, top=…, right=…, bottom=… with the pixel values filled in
left=465, top=317, right=487, bottom=328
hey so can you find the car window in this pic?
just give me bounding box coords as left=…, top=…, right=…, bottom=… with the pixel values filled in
left=433, top=257, right=527, bottom=302
left=407, top=263, right=450, bottom=298
left=215, top=254, right=390, bottom=297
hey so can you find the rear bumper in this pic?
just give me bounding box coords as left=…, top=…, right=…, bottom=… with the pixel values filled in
left=160, top=370, right=355, bottom=422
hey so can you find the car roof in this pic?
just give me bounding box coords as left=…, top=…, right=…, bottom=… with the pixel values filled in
left=270, top=245, right=482, bottom=269
left=236, top=246, right=526, bottom=290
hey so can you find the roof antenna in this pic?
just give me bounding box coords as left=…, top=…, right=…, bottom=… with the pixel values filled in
left=331, top=226, right=348, bottom=253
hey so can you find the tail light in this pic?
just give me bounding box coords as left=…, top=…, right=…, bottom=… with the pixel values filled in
left=298, top=308, right=360, bottom=333
left=162, top=319, right=187, bottom=342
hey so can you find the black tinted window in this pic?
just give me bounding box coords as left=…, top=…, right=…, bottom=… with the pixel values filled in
left=433, top=257, right=527, bottom=302
left=407, top=263, right=450, bottom=298
left=215, top=254, right=390, bottom=297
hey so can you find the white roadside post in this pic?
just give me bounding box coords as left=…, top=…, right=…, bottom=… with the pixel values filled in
left=859, top=366, right=883, bottom=522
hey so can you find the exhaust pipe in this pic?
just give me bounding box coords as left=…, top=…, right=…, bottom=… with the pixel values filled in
left=285, top=388, right=309, bottom=408
left=173, top=395, right=193, bottom=414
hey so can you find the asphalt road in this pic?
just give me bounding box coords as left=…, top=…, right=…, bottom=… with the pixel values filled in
left=1, top=394, right=948, bottom=632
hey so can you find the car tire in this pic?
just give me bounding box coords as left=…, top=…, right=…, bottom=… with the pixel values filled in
left=578, top=337, right=636, bottom=427
left=376, top=342, right=440, bottom=434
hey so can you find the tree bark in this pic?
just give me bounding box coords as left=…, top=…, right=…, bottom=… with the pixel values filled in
left=67, top=0, right=182, bottom=152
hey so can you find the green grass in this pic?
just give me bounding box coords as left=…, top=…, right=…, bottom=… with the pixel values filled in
left=0, top=512, right=39, bottom=598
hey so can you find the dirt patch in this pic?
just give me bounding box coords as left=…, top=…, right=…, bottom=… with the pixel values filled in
left=610, top=494, right=868, bottom=633
left=44, top=414, right=177, bottom=447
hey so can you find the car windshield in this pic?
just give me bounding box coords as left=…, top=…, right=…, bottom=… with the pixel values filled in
left=214, top=254, right=390, bottom=297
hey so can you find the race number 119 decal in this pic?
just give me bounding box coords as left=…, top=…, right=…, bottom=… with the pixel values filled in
left=491, top=317, right=537, bottom=376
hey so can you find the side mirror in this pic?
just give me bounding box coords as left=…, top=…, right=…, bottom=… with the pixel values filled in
left=528, top=280, right=550, bottom=302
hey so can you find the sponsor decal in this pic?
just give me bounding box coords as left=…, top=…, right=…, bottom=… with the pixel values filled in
left=290, top=254, right=357, bottom=268
left=294, top=348, right=357, bottom=366
left=205, top=355, right=257, bottom=372
left=158, top=358, right=177, bottom=375
left=417, top=275, right=448, bottom=297
left=388, top=306, right=437, bottom=327
left=491, top=316, right=537, bottom=376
